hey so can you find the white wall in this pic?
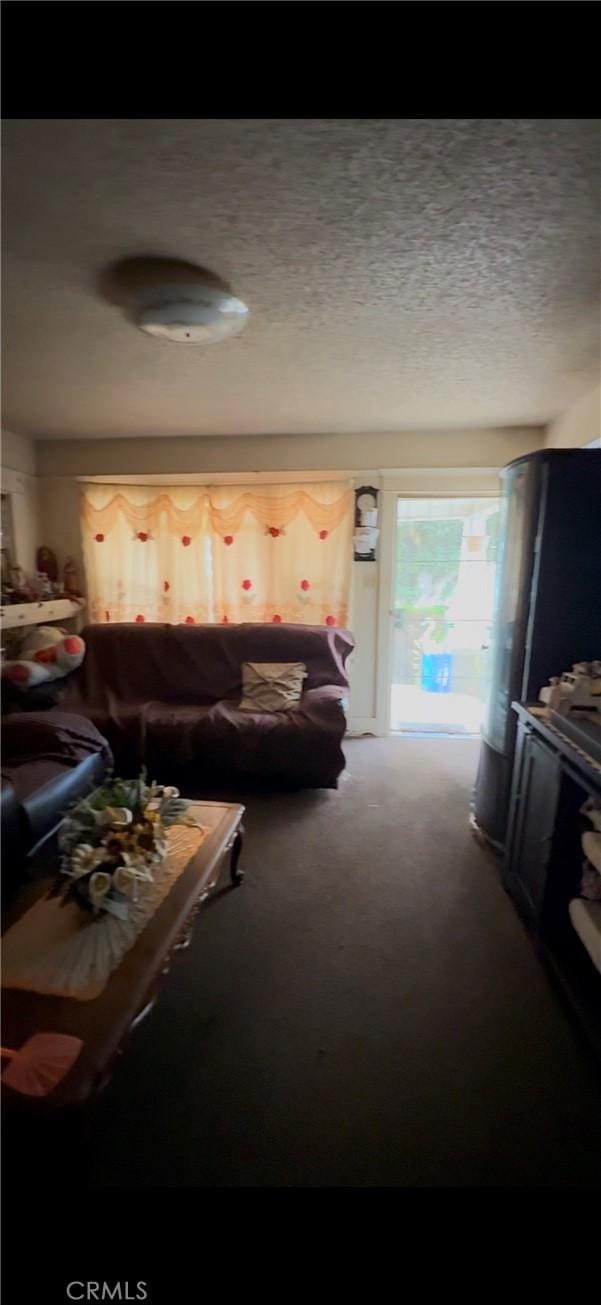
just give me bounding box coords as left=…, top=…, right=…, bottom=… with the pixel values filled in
left=34, top=426, right=544, bottom=731
left=2, top=428, right=37, bottom=476
left=1, top=429, right=40, bottom=577
left=545, top=383, right=601, bottom=449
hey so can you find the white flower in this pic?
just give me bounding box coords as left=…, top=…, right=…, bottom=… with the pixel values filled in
left=149, top=834, right=168, bottom=862
left=68, top=843, right=104, bottom=879
left=97, top=806, right=133, bottom=829
left=120, top=848, right=142, bottom=869
left=113, top=866, right=136, bottom=897
left=121, top=850, right=155, bottom=883
left=89, top=870, right=112, bottom=904
left=147, top=784, right=179, bottom=802
left=121, top=850, right=147, bottom=875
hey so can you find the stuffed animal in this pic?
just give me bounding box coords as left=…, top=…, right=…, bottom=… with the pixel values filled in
left=2, top=625, right=85, bottom=690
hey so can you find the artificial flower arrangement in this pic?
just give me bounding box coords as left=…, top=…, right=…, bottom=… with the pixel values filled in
left=53, top=770, right=196, bottom=919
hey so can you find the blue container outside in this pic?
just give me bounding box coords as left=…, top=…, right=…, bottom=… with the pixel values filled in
left=421, top=653, right=453, bottom=693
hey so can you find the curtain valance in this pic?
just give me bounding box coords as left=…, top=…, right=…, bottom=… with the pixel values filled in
left=81, top=484, right=351, bottom=538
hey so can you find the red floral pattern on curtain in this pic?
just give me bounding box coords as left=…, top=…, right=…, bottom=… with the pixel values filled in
left=80, top=482, right=353, bottom=626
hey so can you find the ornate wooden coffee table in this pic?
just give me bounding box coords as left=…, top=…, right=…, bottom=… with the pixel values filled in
left=1, top=801, right=245, bottom=1112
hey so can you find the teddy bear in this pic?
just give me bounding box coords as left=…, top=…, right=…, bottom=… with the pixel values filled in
left=2, top=625, right=86, bottom=691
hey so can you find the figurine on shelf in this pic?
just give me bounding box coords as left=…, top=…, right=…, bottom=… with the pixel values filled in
left=33, top=571, right=53, bottom=598
left=62, top=556, right=82, bottom=597
left=36, top=546, right=58, bottom=585
left=539, top=661, right=601, bottom=716
left=544, top=677, right=563, bottom=715
left=9, top=567, right=38, bottom=603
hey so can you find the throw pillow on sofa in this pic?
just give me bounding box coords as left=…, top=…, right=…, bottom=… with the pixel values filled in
left=239, top=662, right=307, bottom=712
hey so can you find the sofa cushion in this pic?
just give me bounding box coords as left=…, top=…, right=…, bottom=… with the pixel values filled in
left=239, top=662, right=307, bottom=712
left=1, top=711, right=109, bottom=766
left=18, top=751, right=108, bottom=853
left=1, top=778, right=22, bottom=904
left=2, top=712, right=112, bottom=815
left=1, top=710, right=112, bottom=905
left=81, top=689, right=345, bottom=787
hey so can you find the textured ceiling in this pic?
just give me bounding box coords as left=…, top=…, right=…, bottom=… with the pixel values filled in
left=2, top=118, right=600, bottom=440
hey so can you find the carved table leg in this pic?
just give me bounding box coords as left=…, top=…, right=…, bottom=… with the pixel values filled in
left=172, top=893, right=207, bottom=951
left=230, top=825, right=245, bottom=885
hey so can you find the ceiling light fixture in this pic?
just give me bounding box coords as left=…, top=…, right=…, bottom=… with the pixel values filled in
left=133, top=282, right=249, bottom=345
left=101, top=257, right=249, bottom=345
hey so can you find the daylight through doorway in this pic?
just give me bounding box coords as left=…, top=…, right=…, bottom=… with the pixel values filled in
left=390, top=496, right=500, bottom=735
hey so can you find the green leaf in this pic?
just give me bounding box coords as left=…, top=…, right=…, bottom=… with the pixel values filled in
left=159, top=797, right=191, bottom=826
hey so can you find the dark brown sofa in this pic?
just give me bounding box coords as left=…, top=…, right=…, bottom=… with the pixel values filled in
left=55, top=622, right=354, bottom=789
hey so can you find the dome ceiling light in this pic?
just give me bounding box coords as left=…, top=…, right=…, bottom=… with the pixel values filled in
left=100, top=257, right=249, bottom=345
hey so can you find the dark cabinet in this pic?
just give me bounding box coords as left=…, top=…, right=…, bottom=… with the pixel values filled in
left=503, top=703, right=601, bottom=1061
left=473, top=448, right=601, bottom=849
left=503, top=720, right=561, bottom=928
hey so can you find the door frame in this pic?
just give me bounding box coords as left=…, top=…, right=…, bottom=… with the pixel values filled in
left=374, top=470, right=502, bottom=736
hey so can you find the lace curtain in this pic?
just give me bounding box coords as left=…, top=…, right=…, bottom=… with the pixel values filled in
left=80, top=482, right=353, bottom=627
